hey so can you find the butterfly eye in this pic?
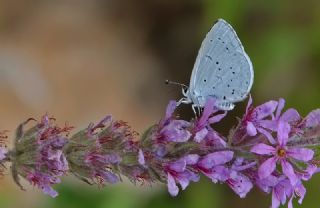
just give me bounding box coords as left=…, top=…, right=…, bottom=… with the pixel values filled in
left=182, top=87, right=188, bottom=94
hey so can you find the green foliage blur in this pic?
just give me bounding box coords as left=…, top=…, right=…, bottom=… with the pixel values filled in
left=0, top=0, right=320, bottom=208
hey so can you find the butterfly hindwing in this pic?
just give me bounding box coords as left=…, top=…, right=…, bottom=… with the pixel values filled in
left=188, top=19, right=253, bottom=108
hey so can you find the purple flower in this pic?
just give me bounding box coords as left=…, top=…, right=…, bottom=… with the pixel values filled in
left=225, top=158, right=255, bottom=198
left=10, top=115, right=71, bottom=197
left=26, top=171, right=60, bottom=198
left=202, top=127, right=227, bottom=148
left=65, top=116, right=136, bottom=186
left=251, top=121, right=314, bottom=185
left=158, top=101, right=192, bottom=142
left=227, top=173, right=252, bottom=198
left=197, top=151, right=234, bottom=183
left=271, top=177, right=292, bottom=208
left=256, top=175, right=279, bottom=194
left=242, top=96, right=278, bottom=143
left=165, top=154, right=200, bottom=196
left=160, top=120, right=191, bottom=142
left=288, top=181, right=306, bottom=208
left=193, top=98, right=226, bottom=143
left=299, top=164, right=317, bottom=181
left=4, top=96, right=320, bottom=206
left=274, top=99, right=300, bottom=123
left=262, top=98, right=301, bottom=132
left=268, top=176, right=307, bottom=208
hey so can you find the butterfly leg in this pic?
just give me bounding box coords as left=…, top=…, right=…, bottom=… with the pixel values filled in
left=191, top=104, right=202, bottom=118
left=176, top=97, right=191, bottom=107
left=191, top=104, right=197, bottom=117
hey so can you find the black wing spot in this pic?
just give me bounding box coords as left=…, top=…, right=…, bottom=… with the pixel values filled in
left=216, top=61, right=219, bottom=65
left=210, top=39, right=213, bottom=42
left=218, top=37, right=221, bottom=40
left=212, top=86, right=215, bottom=89
left=227, top=84, right=230, bottom=88
left=205, top=55, right=213, bottom=61
left=232, top=71, right=235, bottom=74
left=223, top=96, right=226, bottom=100
left=222, top=41, right=225, bottom=44
left=204, top=79, right=207, bottom=82
left=226, top=47, right=229, bottom=51
left=230, top=79, right=233, bottom=82
left=218, top=68, right=221, bottom=71
left=246, top=81, right=249, bottom=84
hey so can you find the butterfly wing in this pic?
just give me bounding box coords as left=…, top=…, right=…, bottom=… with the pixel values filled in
left=189, top=19, right=253, bottom=108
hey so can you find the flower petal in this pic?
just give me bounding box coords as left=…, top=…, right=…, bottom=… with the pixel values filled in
left=251, top=143, right=276, bottom=155
left=161, top=120, right=191, bottom=142
left=296, top=182, right=306, bottom=204
left=169, top=158, right=186, bottom=172
left=167, top=173, right=179, bottom=196
left=287, top=148, right=314, bottom=162
left=194, top=128, right=208, bottom=143
left=257, top=127, right=276, bottom=144
left=101, top=171, right=119, bottom=184
left=246, top=121, right=257, bottom=136
left=275, top=98, right=285, bottom=119
left=258, top=157, right=277, bottom=179
left=177, top=177, right=189, bottom=190
left=177, top=170, right=199, bottom=190
left=288, top=195, right=294, bottom=208
left=256, top=175, right=278, bottom=193
left=198, top=151, right=234, bottom=169
left=0, top=147, right=7, bottom=161
left=301, top=164, right=317, bottom=181
left=272, top=189, right=281, bottom=208
left=166, top=101, right=177, bottom=119
left=255, top=100, right=278, bottom=120
left=42, top=185, right=58, bottom=198
left=259, top=120, right=277, bottom=131
left=245, top=95, right=253, bottom=114
left=196, top=98, right=216, bottom=129
left=281, top=160, right=298, bottom=186
left=277, top=122, right=290, bottom=146
left=281, top=109, right=300, bottom=123
left=185, top=154, right=200, bottom=165
left=203, top=165, right=229, bottom=183
left=228, top=173, right=253, bottom=198
left=138, top=149, right=145, bottom=165
left=304, top=109, right=320, bottom=128
left=159, top=101, right=177, bottom=127
left=206, top=129, right=227, bottom=147
left=208, top=111, right=227, bottom=124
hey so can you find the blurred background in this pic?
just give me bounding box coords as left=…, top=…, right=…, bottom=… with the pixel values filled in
left=0, top=0, right=319, bottom=207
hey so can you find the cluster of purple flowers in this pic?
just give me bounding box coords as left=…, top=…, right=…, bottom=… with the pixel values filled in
left=139, top=97, right=320, bottom=208
left=0, top=97, right=319, bottom=208
left=64, top=115, right=149, bottom=186
left=8, top=115, right=71, bottom=197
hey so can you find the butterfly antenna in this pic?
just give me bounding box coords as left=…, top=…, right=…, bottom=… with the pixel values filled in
left=165, top=80, right=188, bottom=89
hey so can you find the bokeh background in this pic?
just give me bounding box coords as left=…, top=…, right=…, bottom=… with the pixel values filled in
left=0, top=0, right=319, bottom=207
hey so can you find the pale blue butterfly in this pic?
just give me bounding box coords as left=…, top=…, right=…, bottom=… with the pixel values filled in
left=175, top=18, right=254, bottom=113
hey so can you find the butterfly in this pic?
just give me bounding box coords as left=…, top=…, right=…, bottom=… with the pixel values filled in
left=176, top=18, right=254, bottom=114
